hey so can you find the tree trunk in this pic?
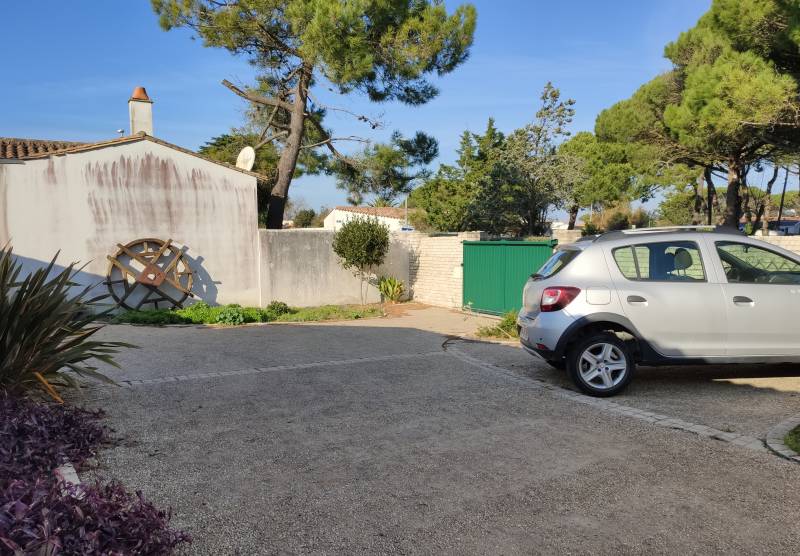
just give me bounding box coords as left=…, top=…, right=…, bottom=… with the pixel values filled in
left=567, top=203, right=579, bottom=230
left=265, top=67, right=311, bottom=229
left=752, top=166, right=780, bottom=234
left=691, top=173, right=706, bottom=225
left=776, top=166, right=790, bottom=228
left=723, top=159, right=744, bottom=229
left=704, top=167, right=718, bottom=225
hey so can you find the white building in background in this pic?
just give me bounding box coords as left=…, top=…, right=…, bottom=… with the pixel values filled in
left=323, top=206, right=410, bottom=232
left=0, top=86, right=264, bottom=306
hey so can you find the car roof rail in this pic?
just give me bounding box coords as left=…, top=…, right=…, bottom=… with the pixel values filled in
left=593, top=225, right=744, bottom=242
left=620, top=225, right=716, bottom=234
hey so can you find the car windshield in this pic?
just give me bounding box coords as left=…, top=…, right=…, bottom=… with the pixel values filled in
left=532, top=249, right=580, bottom=280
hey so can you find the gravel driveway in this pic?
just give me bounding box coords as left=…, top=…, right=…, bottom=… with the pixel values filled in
left=80, top=315, right=800, bottom=554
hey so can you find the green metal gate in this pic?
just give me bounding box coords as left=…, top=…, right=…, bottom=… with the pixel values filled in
left=462, top=240, right=557, bottom=315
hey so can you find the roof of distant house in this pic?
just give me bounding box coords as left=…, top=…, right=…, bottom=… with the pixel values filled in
left=333, top=206, right=408, bottom=219
left=0, top=137, right=86, bottom=160
left=0, top=132, right=267, bottom=179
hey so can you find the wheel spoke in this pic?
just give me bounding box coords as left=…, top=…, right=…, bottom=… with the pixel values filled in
left=606, top=362, right=627, bottom=372
left=601, top=343, right=613, bottom=361
left=582, top=369, right=601, bottom=382
left=600, top=369, right=614, bottom=387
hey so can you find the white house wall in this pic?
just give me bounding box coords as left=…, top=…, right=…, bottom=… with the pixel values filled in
left=0, top=140, right=260, bottom=307
left=323, top=210, right=405, bottom=232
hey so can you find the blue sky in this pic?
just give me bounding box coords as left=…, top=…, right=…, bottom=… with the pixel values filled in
left=1, top=1, right=710, bottom=210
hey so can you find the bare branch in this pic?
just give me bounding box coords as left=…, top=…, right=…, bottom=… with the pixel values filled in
left=222, top=79, right=294, bottom=112
left=300, top=135, right=370, bottom=150
left=306, top=90, right=384, bottom=129
left=255, top=131, right=288, bottom=149
left=304, top=114, right=358, bottom=165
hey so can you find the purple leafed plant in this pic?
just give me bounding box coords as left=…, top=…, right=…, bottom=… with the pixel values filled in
left=0, top=392, right=111, bottom=486
left=0, top=479, right=191, bottom=555
left=0, top=393, right=190, bottom=554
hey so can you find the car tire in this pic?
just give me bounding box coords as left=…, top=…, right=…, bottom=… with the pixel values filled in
left=566, top=332, right=634, bottom=397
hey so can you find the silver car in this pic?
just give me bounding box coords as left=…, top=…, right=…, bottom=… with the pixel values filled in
left=517, top=226, right=800, bottom=396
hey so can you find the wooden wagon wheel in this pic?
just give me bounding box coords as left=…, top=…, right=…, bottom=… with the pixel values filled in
left=106, top=238, right=194, bottom=310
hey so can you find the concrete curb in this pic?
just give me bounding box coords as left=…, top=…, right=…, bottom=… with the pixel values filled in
left=765, top=415, right=800, bottom=463
left=54, top=462, right=86, bottom=499
left=445, top=344, right=770, bottom=454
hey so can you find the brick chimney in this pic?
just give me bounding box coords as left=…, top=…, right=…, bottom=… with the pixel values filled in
left=128, top=86, right=153, bottom=135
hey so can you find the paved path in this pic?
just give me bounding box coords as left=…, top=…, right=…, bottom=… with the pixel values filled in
left=81, top=308, right=800, bottom=554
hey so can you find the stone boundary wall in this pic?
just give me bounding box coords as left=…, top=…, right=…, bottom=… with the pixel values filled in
left=394, top=231, right=485, bottom=309
left=552, top=229, right=583, bottom=246
left=258, top=229, right=410, bottom=307
left=759, top=235, right=800, bottom=255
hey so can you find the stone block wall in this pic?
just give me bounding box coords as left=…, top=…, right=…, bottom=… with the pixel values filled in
left=395, top=231, right=485, bottom=309
left=552, top=229, right=583, bottom=246
left=759, top=235, right=800, bottom=255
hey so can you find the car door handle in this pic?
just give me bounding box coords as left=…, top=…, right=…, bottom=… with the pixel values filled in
left=733, top=296, right=754, bottom=304
left=627, top=295, right=647, bottom=304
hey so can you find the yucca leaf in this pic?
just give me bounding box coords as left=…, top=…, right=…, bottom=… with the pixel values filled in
left=0, top=246, right=133, bottom=393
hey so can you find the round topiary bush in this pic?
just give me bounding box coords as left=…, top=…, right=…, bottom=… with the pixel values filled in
left=332, top=217, right=390, bottom=305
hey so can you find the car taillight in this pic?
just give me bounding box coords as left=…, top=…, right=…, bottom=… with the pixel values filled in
left=540, top=287, right=581, bottom=312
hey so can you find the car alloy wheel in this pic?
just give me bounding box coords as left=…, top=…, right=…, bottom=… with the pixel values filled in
left=578, top=342, right=627, bottom=390
left=567, top=332, right=633, bottom=396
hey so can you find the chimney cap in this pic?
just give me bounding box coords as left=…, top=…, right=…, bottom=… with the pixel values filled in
left=129, top=86, right=153, bottom=103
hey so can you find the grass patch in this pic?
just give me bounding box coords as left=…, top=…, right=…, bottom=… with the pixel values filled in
left=476, top=311, right=519, bottom=339
left=275, top=304, right=382, bottom=322
left=784, top=425, right=800, bottom=453
left=112, top=301, right=382, bottom=326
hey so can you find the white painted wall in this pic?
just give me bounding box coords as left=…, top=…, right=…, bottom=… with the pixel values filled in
left=0, top=139, right=260, bottom=307
left=323, top=209, right=406, bottom=232
left=259, top=229, right=410, bottom=306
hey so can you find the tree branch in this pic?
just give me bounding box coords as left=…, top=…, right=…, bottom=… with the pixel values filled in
left=304, top=114, right=358, bottom=165
left=300, top=136, right=370, bottom=150
left=306, top=90, right=384, bottom=129
left=221, top=79, right=294, bottom=112
left=255, top=131, right=288, bottom=149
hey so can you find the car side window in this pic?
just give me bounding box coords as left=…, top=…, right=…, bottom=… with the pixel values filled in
left=715, top=241, right=800, bottom=285
left=612, top=241, right=706, bottom=282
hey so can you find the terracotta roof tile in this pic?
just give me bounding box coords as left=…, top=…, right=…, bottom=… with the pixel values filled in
left=335, top=206, right=407, bottom=219
left=0, top=137, right=85, bottom=160
left=6, top=132, right=268, bottom=180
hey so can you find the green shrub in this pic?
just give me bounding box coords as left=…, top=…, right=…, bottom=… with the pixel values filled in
left=241, top=307, right=265, bottom=323
left=111, top=301, right=380, bottom=326
left=606, top=211, right=630, bottom=231
left=378, top=276, right=405, bottom=302
left=215, top=304, right=246, bottom=326
left=112, top=310, right=189, bottom=325
left=476, top=311, right=519, bottom=339
left=266, top=301, right=291, bottom=316
left=176, top=301, right=216, bottom=324
left=0, top=246, right=130, bottom=395
left=332, top=217, right=390, bottom=305
left=582, top=221, right=602, bottom=236
left=785, top=425, right=800, bottom=454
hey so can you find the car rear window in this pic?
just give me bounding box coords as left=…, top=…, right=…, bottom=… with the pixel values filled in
left=532, top=249, right=580, bottom=280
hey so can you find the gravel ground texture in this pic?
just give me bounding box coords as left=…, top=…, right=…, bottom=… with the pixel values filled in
left=79, top=309, right=800, bottom=554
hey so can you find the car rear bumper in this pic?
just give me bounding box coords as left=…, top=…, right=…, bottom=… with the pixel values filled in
left=516, top=309, right=575, bottom=360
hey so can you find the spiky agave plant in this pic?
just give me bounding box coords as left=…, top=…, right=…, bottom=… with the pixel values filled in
left=0, top=246, right=131, bottom=398
left=378, top=276, right=405, bottom=303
